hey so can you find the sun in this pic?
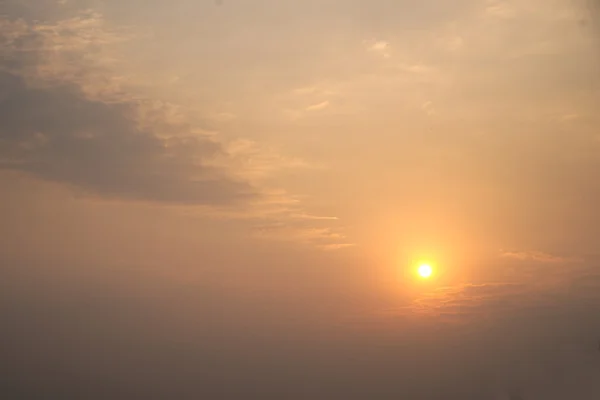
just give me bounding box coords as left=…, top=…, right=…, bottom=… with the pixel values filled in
left=417, top=264, right=433, bottom=279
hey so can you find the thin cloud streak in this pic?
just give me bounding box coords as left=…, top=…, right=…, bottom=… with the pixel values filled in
left=305, top=100, right=330, bottom=111
left=500, top=250, right=580, bottom=264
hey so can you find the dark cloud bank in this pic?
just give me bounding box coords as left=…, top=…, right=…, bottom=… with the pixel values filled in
left=0, top=17, right=254, bottom=206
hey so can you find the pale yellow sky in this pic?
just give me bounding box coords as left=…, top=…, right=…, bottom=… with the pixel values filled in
left=1, top=0, right=600, bottom=398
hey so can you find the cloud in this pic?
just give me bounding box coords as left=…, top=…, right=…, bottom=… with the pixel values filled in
left=1, top=11, right=133, bottom=98
left=318, top=243, right=356, bottom=251
left=407, top=282, right=530, bottom=320
left=353, top=258, right=600, bottom=398
left=212, top=112, right=236, bottom=122
left=370, top=40, right=389, bottom=52
left=0, top=11, right=349, bottom=248
left=292, top=85, right=337, bottom=97
left=559, top=113, right=581, bottom=122
left=401, top=259, right=600, bottom=329
left=0, top=71, right=255, bottom=205
left=441, top=34, right=464, bottom=51
left=484, top=0, right=518, bottom=19
left=500, top=250, right=577, bottom=263
left=364, top=39, right=391, bottom=58
left=287, top=213, right=338, bottom=221
left=0, top=14, right=255, bottom=206
left=252, top=222, right=354, bottom=250
left=397, top=266, right=600, bottom=388
left=305, top=100, right=330, bottom=112
left=222, top=139, right=318, bottom=182
left=292, top=86, right=319, bottom=95
left=421, top=100, right=435, bottom=115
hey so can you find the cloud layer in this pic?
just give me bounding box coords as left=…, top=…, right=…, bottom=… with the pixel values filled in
left=0, top=15, right=256, bottom=206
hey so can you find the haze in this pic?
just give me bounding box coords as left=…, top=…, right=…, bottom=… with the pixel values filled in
left=1, top=0, right=600, bottom=398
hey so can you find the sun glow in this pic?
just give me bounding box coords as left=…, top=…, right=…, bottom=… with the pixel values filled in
left=417, top=264, right=433, bottom=279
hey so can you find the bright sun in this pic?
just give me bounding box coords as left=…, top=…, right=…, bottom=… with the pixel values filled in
left=417, top=264, right=433, bottom=279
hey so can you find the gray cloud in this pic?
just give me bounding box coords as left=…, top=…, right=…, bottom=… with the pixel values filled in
left=0, top=15, right=256, bottom=206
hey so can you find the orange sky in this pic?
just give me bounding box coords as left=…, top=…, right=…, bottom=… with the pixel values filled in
left=1, top=0, right=600, bottom=398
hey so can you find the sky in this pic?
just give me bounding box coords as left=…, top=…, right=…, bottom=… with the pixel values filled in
left=1, top=0, right=600, bottom=398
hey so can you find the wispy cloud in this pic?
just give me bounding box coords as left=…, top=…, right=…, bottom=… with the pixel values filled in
left=421, top=100, right=435, bottom=115
left=318, top=243, right=356, bottom=251
left=484, top=0, right=518, bottom=19
left=252, top=223, right=353, bottom=251
left=406, top=282, right=528, bottom=320
left=500, top=250, right=577, bottom=264
left=398, top=257, right=600, bottom=325
left=305, top=100, right=330, bottom=112
left=292, top=86, right=319, bottom=95
left=394, top=264, right=600, bottom=333
left=364, top=39, right=391, bottom=58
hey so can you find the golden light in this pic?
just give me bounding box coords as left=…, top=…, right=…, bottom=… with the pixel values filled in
left=417, top=264, right=433, bottom=279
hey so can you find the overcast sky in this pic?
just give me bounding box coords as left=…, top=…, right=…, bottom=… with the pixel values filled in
left=1, top=0, right=600, bottom=399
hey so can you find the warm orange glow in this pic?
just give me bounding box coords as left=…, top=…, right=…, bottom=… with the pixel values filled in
left=417, top=264, right=433, bottom=279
